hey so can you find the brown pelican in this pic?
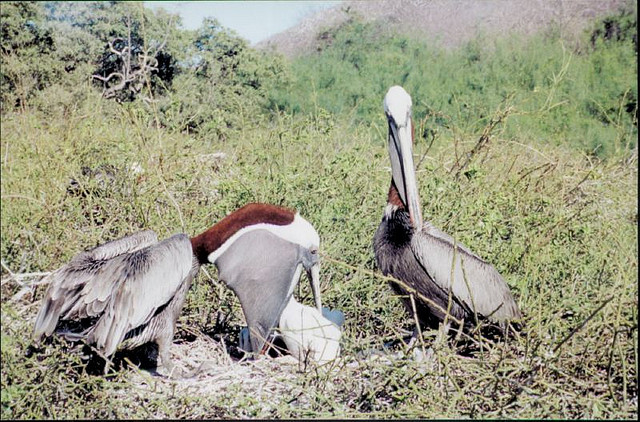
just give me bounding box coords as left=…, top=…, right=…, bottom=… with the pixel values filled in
left=373, top=86, right=521, bottom=337
left=33, top=203, right=322, bottom=372
left=278, top=297, right=343, bottom=366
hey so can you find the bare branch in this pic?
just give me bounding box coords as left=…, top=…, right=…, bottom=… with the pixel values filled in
left=92, top=72, right=125, bottom=83
left=107, top=37, right=126, bottom=56
left=92, top=16, right=171, bottom=100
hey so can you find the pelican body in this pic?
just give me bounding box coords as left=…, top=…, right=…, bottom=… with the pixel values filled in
left=373, top=86, right=521, bottom=334
left=191, top=203, right=323, bottom=354
left=33, top=203, right=323, bottom=371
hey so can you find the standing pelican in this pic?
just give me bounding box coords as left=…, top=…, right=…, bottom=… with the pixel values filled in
left=373, top=86, right=521, bottom=336
left=33, top=203, right=323, bottom=372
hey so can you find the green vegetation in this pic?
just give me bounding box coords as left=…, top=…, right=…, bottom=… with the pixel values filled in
left=1, top=1, right=637, bottom=419
left=271, top=11, right=637, bottom=157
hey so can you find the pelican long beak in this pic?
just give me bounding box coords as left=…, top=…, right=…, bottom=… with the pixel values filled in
left=388, top=117, right=423, bottom=228
left=308, top=263, right=322, bottom=312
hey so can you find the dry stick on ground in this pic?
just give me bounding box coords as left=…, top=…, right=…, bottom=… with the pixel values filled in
left=1, top=260, right=51, bottom=288
left=507, top=296, right=614, bottom=404
left=563, top=163, right=597, bottom=204
left=512, top=162, right=557, bottom=189
left=408, top=293, right=427, bottom=356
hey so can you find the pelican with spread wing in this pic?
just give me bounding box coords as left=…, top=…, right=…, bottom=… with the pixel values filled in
left=34, top=203, right=323, bottom=373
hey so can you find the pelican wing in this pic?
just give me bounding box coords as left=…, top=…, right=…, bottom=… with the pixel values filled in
left=410, top=222, right=521, bottom=321
left=87, top=233, right=197, bottom=356
left=34, top=230, right=159, bottom=340
left=83, top=230, right=159, bottom=261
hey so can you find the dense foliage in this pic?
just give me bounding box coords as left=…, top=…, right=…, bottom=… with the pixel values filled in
left=1, top=1, right=286, bottom=137
left=1, top=2, right=636, bottom=155
left=270, top=9, right=637, bottom=157
left=1, top=1, right=637, bottom=419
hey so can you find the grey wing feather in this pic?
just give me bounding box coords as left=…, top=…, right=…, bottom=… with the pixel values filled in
left=33, top=230, right=158, bottom=341
left=83, top=230, right=158, bottom=261
left=62, top=231, right=159, bottom=320
left=87, top=233, right=196, bottom=356
left=410, top=222, right=521, bottom=321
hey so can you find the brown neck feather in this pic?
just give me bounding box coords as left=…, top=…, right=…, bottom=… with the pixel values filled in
left=388, top=181, right=405, bottom=209
left=190, top=203, right=296, bottom=264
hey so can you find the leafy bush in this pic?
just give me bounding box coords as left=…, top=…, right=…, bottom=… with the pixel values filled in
left=1, top=2, right=60, bottom=112
left=271, top=11, right=637, bottom=157
left=154, top=18, right=289, bottom=140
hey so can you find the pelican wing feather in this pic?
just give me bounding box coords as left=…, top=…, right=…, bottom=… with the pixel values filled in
left=34, top=230, right=159, bottom=340
left=410, top=222, right=522, bottom=322
left=86, top=233, right=196, bottom=356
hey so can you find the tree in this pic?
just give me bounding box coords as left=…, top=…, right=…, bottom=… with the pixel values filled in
left=44, top=1, right=182, bottom=102
left=1, top=2, right=58, bottom=112
left=155, top=17, right=289, bottom=137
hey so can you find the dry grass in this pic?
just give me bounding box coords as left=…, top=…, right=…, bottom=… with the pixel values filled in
left=1, top=86, right=637, bottom=418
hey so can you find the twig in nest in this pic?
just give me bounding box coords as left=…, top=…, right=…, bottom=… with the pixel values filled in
left=1, top=260, right=51, bottom=286
left=1, top=272, right=52, bottom=287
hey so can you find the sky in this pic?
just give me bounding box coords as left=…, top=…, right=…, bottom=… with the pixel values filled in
left=145, top=1, right=342, bottom=45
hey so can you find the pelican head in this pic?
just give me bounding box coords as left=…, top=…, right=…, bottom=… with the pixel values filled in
left=383, top=86, right=423, bottom=228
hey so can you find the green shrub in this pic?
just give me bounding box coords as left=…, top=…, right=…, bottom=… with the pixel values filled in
left=271, top=12, right=637, bottom=157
